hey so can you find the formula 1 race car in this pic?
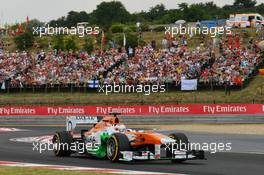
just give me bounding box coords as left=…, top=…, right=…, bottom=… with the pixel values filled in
left=52, top=113, right=205, bottom=162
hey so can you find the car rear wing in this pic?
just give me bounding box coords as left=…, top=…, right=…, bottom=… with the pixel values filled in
left=66, top=116, right=102, bottom=131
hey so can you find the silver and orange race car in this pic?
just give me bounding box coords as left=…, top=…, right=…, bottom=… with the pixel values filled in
left=52, top=113, right=205, bottom=162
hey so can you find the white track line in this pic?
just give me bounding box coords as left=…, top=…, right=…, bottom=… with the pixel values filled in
left=10, top=135, right=52, bottom=143
left=0, top=161, right=183, bottom=175
left=0, top=128, right=28, bottom=132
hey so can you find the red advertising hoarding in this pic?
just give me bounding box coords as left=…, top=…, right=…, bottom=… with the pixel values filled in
left=0, top=104, right=263, bottom=116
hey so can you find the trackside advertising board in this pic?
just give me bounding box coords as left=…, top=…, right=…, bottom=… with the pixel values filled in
left=0, top=104, right=263, bottom=116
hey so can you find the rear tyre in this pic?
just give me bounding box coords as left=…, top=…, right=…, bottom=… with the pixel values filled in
left=52, top=131, right=73, bottom=157
left=168, top=133, right=189, bottom=163
left=106, top=133, right=131, bottom=162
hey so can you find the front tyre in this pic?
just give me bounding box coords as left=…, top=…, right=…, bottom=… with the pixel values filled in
left=52, top=131, right=73, bottom=157
left=106, top=133, right=131, bottom=162
left=168, top=133, right=189, bottom=163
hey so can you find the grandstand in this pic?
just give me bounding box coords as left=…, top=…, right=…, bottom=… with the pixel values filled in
left=0, top=34, right=263, bottom=94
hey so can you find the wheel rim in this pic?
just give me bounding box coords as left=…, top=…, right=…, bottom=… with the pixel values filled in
left=107, top=138, right=116, bottom=157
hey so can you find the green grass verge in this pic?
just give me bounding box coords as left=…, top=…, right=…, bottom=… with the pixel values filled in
left=0, top=166, right=118, bottom=175
left=0, top=75, right=263, bottom=105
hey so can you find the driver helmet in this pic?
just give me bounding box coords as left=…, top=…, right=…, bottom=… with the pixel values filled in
left=114, top=124, right=126, bottom=132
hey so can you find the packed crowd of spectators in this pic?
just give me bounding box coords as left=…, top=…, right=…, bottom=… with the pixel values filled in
left=0, top=48, right=126, bottom=88
left=105, top=45, right=212, bottom=85
left=0, top=36, right=263, bottom=90
left=200, top=38, right=263, bottom=86
left=104, top=34, right=263, bottom=87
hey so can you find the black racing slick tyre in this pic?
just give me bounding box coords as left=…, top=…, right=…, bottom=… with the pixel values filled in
left=169, top=133, right=189, bottom=149
left=52, top=131, right=73, bottom=157
left=168, top=133, right=189, bottom=163
left=106, top=133, right=131, bottom=162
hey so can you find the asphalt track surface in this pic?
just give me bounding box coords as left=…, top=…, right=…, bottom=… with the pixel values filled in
left=0, top=126, right=264, bottom=175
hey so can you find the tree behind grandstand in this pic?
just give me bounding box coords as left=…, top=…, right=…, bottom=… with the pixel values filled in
left=14, top=32, right=34, bottom=50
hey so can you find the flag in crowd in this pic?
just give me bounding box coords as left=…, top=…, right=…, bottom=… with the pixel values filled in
left=88, top=80, right=99, bottom=88
left=26, top=16, right=30, bottom=25
left=101, top=30, right=105, bottom=54
left=123, top=33, right=126, bottom=47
